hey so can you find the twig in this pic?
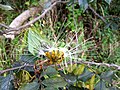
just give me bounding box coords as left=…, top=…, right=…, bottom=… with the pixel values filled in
left=0, top=64, right=34, bottom=75
left=76, top=61, right=120, bottom=70
left=0, top=60, right=120, bottom=75
left=88, top=5, right=107, bottom=23
left=0, top=23, right=14, bottom=35
left=0, top=23, right=11, bottom=29
left=104, top=15, right=120, bottom=18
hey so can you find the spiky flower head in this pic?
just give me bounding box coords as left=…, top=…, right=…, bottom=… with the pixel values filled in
left=28, top=29, right=94, bottom=68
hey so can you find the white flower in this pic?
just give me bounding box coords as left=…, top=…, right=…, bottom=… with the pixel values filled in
left=28, top=29, right=94, bottom=67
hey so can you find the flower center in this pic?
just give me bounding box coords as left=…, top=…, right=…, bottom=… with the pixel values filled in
left=45, top=50, right=64, bottom=64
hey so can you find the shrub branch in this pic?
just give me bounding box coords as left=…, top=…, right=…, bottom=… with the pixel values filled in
left=0, top=64, right=34, bottom=75
left=0, top=61, right=119, bottom=75
left=76, top=61, right=120, bottom=70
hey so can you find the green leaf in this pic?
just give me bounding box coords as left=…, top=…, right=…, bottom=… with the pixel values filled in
left=20, top=54, right=38, bottom=63
left=31, top=0, right=39, bottom=6
left=45, top=87, right=58, bottom=90
left=0, top=67, right=3, bottom=70
left=68, top=85, right=83, bottom=90
left=59, top=71, right=77, bottom=84
left=104, top=22, right=118, bottom=30
left=28, top=30, right=51, bottom=56
left=42, top=77, right=67, bottom=88
left=89, top=74, right=95, bottom=90
left=19, top=81, right=39, bottom=90
left=43, top=66, right=58, bottom=77
left=0, top=4, right=13, bottom=10
left=16, top=70, right=32, bottom=83
left=25, top=1, right=30, bottom=6
left=110, top=22, right=119, bottom=30
left=78, top=0, right=88, bottom=12
left=0, top=74, right=14, bottom=90
left=104, top=0, right=112, bottom=5
left=28, top=30, right=42, bottom=55
left=64, top=74, right=77, bottom=84
left=78, top=68, right=94, bottom=82
left=73, top=64, right=85, bottom=75
left=95, top=80, right=107, bottom=90
left=100, top=71, right=114, bottom=83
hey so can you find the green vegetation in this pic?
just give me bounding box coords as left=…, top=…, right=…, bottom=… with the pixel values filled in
left=0, top=0, right=120, bottom=90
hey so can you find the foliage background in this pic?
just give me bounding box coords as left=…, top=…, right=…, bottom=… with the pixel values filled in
left=0, top=0, right=120, bottom=90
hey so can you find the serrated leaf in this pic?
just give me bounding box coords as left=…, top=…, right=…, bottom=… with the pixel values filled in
left=73, top=64, right=85, bottom=75
left=59, top=70, right=77, bottom=84
left=104, top=0, right=111, bottom=5
left=78, top=0, right=88, bottom=12
left=19, top=81, right=39, bottom=90
left=0, top=74, right=14, bottom=90
left=95, top=80, right=107, bottom=90
left=43, top=66, right=58, bottom=76
left=78, top=68, right=94, bottom=82
left=42, top=77, right=67, bottom=88
left=64, top=74, right=77, bottom=84
left=20, top=54, right=38, bottom=63
left=28, top=30, right=42, bottom=55
left=0, top=4, right=13, bottom=10
left=66, top=64, right=77, bottom=73
left=28, top=30, right=51, bottom=56
left=100, top=71, right=114, bottom=83
left=89, top=74, right=95, bottom=90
